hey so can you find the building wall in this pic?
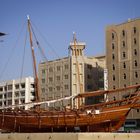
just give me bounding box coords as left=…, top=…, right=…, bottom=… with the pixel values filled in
left=106, top=18, right=140, bottom=119
left=0, top=77, right=34, bottom=110
left=38, top=41, right=105, bottom=110
left=38, top=57, right=71, bottom=110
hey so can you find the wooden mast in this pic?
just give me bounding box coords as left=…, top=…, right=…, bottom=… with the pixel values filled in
left=27, top=15, right=40, bottom=102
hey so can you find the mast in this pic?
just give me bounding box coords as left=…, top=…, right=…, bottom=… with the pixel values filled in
left=27, top=15, right=40, bottom=102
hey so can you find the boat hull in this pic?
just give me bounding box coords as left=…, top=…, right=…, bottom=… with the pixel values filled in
left=0, top=105, right=131, bottom=132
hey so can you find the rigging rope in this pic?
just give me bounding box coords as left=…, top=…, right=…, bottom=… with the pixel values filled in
left=30, top=20, right=61, bottom=59
left=0, top=21, right=26, bottom=81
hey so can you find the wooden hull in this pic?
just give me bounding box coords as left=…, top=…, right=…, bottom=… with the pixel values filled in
left=0, top=104, right=131, bottom=132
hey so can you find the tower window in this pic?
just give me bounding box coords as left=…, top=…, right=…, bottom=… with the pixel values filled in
left=135, top=72, right=138, bottom=78
left=122, top=30, right=125, bottom=37
left=124, top=84, right=126, bottom=87
left=112, top=43, right=115, bottom=50
left=122, top=41, right=125, bottom=47
left=134, top=60, right=138, bottom=67
left=113, top=75, right=115, bottom=81
left=123, top=62, right=126, bottom=68
left=133, top=27, right=136, bottom=34
left=112, top=33, right=114, bottom=39
left=113, top=85, right=116, bottom=89
left=112, top=64, right=115, bottom=70
left=123, top=52, right=126, bottom=58
left=134, top=38, right=137, bottom=45
left=112, top=54, right=115, bottom=60
left=123, top=73, right=126, bottom=79
left=134, top=49, right=137, bottom=56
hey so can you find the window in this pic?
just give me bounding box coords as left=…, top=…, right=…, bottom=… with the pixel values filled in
left=49, top=77, right=53, bottom=82
left=123, top=73, right=126, bottom=79
left=0, top=87, right=3, bottom=92
left=87, top=64, right=92, bottom=69
left=112, top=64, right=115, bottom=70
left=21, top=91, right=25, bottom=96
left=15, top=92, right=19, bottom=97
left=8, top=100, right=12, bottom=105
left=8, top=85, right=12, bottom=90
left=112, top=33, right=114, bottom=39
left=87, top=74, right=92, bottom=79
left=56, top=76, right=60, bottom=81
left=112, top=43, right=115, bottom=50
left=41, top=88, right=45, bottom=93
left=49, top=87, right=53, bottom=92
left=134, top=60, right=138, bottom=67
left=64, top=74, right=68, bottom=79
left=135, top=72, right=138, bottom=78
left=133, top=27, right=136, bottom=34
left=87, top=85, right=92, bottom=90
left=113, top=85, right=116, bottom=89
left=15, top=84, right=19, bottom=89
left=49, top=67, right=53, bottom=72
left=64, top=64, right=69, bottom=69
left=113, top=75, right=115, bottom=81
left=42, top=69, right=45, bottom=74
left=122, top=41, right=125, bottom=47
left=21, top=83, right=25, bottom=88
left=56, top=86, right=60, bottom=91
left=134, top=38, right=137, bottom=45
left=123, top=52, right=126, bottom=58
left=4, top=86, right=7, bottom=91
left=57, top=66, right=61, bottom=71
left=0, top=94, right=2, bottom=99
left=8, top=92, right=12, bottom=98
left=112, top=54, right=115, bottom=60
left=64, top=85, right=69, bottom=90
left=134, top=49, right=137, bottom=56
left=42, top=78, right=45, bottom=83
left=123, top=62, right=126, bottom=69
left=122, top=30, right=125, bottom=37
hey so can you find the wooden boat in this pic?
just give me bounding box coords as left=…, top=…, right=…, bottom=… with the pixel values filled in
left=0, top=16, right=140, bottom=133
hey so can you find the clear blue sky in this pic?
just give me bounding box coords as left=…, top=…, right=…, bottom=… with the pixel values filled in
left=0, top=0, right=140, bottom=81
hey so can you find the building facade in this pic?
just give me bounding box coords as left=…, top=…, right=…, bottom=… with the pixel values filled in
left=38, top=40, right=105, bottom=110
left=106, top=18, right=140, bottom=130
left=0, top=77, right=35, bottom=110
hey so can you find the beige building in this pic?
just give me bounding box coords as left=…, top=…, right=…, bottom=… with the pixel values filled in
left=106, top=18, right=140, bottom=130
left=38, top=40, right=105, bottom=110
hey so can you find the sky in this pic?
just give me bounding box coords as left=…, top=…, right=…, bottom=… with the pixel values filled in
left=0, top=0, right=140, bottom=81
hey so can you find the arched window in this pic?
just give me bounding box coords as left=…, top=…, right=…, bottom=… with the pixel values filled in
left=113, top=85, right=116, bottom=89
left=123, top=52, right=126, bottom=58
left=112, top=33, right=114, bottom=39
left=135, top=72, right=138, bottom=78
left=123, top=62, right=126, bottom=68
left=123, top=73, right=126, bottom=79
left=134, top=38, right=137, bottom=45
left=112, top=54, right=115, bottom=60
left=133, top=27, right=136, bottom=34
left=134, top=60, right=138, bottom=67
left=134, top=49, right=137, bottom=56
left=112, top=43, right=115, bottom=50
left=112, top=64, right=115, bottom=70
left=113, top=75, right=115, bottom=81
left=122, top=30, right=125, bottom=37
left=122, top=41, right=125, bottom=47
